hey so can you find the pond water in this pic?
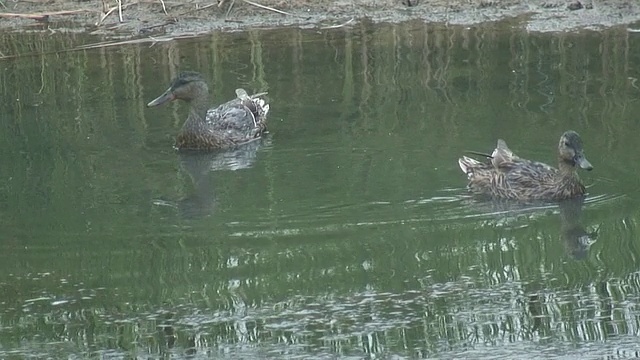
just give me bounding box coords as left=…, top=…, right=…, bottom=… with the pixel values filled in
left=1, top=21, right=640, bottom=359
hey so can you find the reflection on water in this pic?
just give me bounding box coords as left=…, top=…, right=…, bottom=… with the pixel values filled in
left=1, top=21, right=640, bottom=359
left=459, top=195, right=600, bottom=260
left=155, top=138, right=270, bottom=219
left=558, top=197, right=598, bottom=260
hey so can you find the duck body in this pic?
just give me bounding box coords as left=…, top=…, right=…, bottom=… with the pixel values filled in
left=458, top=131, right=593, bottom=202
left=147, top=71, right=269, bottom=151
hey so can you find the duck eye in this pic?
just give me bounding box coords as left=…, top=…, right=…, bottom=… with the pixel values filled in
left=564, top=141, right=570, bottom=147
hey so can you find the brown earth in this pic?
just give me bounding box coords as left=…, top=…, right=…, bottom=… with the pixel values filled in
left=1, top=0, right=640, bottom=37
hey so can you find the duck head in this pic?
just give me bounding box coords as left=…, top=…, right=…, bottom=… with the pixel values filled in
left=558, top=131, right=593, bottom=171
left=147, top=71, right=209, bottom=107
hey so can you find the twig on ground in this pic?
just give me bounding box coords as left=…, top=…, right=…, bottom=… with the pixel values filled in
left=97, top=7, right=116, bottom=25
left=0, top=9, right=93, bottom=21
left=0, top=35, right=181, bottom=60
left=176, top=3, right=216, bottom=17
left=138, top=19, right=177, bottom=34
left=225, top=0, right=236, bottom=18
left=240, top=0, right=294, bottom=17
left=96, top=1, right=138, bottom=26
left=76, top=33, right=202, bottom=51
left=159, top=0, right=168, bottom=15
left=117, top=0, right=124, bottom=22
left=320, top=18, right=355, bottom=29
left=0, top=12, right=48, bottom=21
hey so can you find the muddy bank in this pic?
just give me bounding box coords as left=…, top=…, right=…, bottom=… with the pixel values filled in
left=1, top=0, right=640, bottom=37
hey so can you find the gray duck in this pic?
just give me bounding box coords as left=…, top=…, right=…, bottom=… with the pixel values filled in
left=147, top=71, right=269, bottom=151
left=458, top=131, right=593, bottom=201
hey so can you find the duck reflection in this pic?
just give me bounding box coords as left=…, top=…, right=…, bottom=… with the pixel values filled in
left=157, top=312, right=197, bottom=356
left=463, top=195, right=597, bottom=259
left=558, top=196, right=598, bottom=260
left=174, top=138, right=268, bottom=219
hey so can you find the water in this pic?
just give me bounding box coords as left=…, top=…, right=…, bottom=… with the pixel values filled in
left=1, top=22, right=640, bottom=359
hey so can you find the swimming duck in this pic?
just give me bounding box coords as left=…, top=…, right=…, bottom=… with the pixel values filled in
left=147, top=71, right=269, bottom=151
left=458, top=131, right=593, bottom=201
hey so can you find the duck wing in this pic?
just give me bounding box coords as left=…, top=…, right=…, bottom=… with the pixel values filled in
left=207, top=90, right=268, bottom=130
left=491, top=139, right=519, bottom=168
left=500, top=159, right=557, bottom=187
left=464, top=139, right=519, bottom=168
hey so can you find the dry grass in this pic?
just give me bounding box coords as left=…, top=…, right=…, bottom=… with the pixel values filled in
left=1, top=0, right=639, bottom=39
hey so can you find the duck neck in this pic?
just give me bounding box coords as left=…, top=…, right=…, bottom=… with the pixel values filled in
left=557, top=158, right=578, bottom=178
left=184, top=83, right=211, bottom=129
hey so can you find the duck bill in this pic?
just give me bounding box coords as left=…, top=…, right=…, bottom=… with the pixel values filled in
left=576, top=155, right=593, bottom=171
left=147, top=89, right=175, bottom=107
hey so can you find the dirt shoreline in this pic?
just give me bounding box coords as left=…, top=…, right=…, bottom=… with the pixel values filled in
left=1, top=0, right=640, bottom=38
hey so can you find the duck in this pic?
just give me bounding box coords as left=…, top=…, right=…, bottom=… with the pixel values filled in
left=458, top=131, right=593, bottom=201
left=147, top=71, right=269, bottom=151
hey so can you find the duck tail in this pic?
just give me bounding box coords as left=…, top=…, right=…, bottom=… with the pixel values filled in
left=253, top=98, right=269, bottom=119
left=236, top=89, right=270, bottom=122
left=245, top=91, right=269, bottom=122
left=458, top=156, right=480, bottom=178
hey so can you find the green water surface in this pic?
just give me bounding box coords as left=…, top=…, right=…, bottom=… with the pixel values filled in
left=0, top=21, right=639, bottom=359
